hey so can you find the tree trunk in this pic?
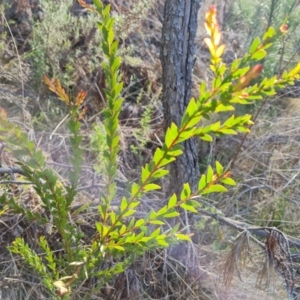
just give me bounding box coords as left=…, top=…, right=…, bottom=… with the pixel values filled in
left=161, top=0, right=201, bottom=197
left=161, top=0, right=203, bottom=283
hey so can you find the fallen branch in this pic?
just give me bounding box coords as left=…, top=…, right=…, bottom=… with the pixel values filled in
left=198, top=209, right=300, bottom=249
left=0, top=166, right=26, bottom=176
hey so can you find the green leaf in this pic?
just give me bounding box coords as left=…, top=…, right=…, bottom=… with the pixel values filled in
left=198, top=174, right=207, bottom=191
left=122, top=210, right=135, bottom=217
left=220, top=177, right=236, bottom=186
left=168, top=194, right=177, bottom=209
left=288, top=62, right=300, bottom=78
left=175, top=233, right=191, bottom=241
left=111, top=56, right=121, bottom=73
left=120, top=197, right=128, bottom=212
left=128, top=201, right=140, bottom=210
left=169, top=223, right=180, bottom=235
left=218, top=63, right=227, bottom=76
left=157, top=206, right=167, bottom=216
left=230, top=58, right=242, bottom=73
left=205, top=121, right=221, bottom=132
left=232, top=66, right=250, bottom=78
left=120, top=225, right=127, bottom=234
left=101, top=27, right=109, bottom=45
left=185, top=113, right=202, bottom=129
left=156, top=239, right=169, bottom=247
left=187, top=97, right=198, bottom=113
left=143, top=183, right=161, bottom=192
left=215, top=104, right=234, bottom=113
left=109, top=211, right=116, bottom=224
left=128, top=218, right=135, bottom=229
left=103, top=4, right=111, bottom=16
left=249, top=37, right=261, bottom=54
left=202, top=184, right=228, bottom=195
left=114, top=83, right=123, bottom=98
left=263, top=26, right=276, bottom=40
left=109, top=39, right=118, bottom=53
left=108, top=245, right=124, bottom=251
left=94, top=0, right=103, bottom=11
left=213, top=77, right=222, bottom=89
left=215, top=161, right=223, bottom=176
left=152, top=169, right=169, bottom=179
left=135, top=219, right=145, bottom=228
left=180, top=183, right=191, bottom=200
left=156, top=156, right=175, bottom=168
left=180, top=203, right=197, bottom=213
left=218, top=128, right=237, bottom=135
left=131, top=183, right=140, bottom=196
left=206, top=165, right=214, bottom=182
left=152, top=148, right=164, bottom=165
left=176, top=128, right=196, bottom=144
left=125, top=235, right=135, bottom=243
left=165, top=145, right=183, bottom=157
left=148, top=220, right=165, bottom=225
left=165, top=123, right=179, bottom=148
left=139, top=236, right=151, bottom=243
left=187, top=199, right=201, bottom=208
left=95, top=221, right=103, bottom=235
left=133, top=232, right=145, bottom=242
left=163, top=211, right=180, bottom=218
left=251, top=49, right=266, bottom=61
left=151, top=228, right=161, bottom=238
left=200, top=134, right=213, bottom=142
left=141, top=164, right=151, bottom=182
left=103, top=225, right=111, bottom=237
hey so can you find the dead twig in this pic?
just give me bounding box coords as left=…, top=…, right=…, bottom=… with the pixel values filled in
left=0, top=167, right=26, bottom=176
left=198, top=208, right=300, bottom=249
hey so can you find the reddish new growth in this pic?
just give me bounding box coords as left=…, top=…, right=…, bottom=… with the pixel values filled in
left=280, top=24, right=288, bottom=33
left=234, top=64, right=263, bottom=91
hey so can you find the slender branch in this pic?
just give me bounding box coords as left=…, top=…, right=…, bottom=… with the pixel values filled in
left=0, top=167, right=26, bottom=176
left=0, top=167, right=32, bottom=185
left=198, top=209, right=300, bottom=249
left=0, top=180, right=33, bottom=185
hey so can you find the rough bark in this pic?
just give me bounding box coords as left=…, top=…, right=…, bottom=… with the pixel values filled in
left=161, top=0, right=201, bottom=197
left=161, top=0, right=203, bottom=283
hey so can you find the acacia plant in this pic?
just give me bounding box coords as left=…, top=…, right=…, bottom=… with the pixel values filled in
left=0, top=1, right=300, bottom=299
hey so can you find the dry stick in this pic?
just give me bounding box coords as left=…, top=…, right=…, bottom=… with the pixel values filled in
left=49, top=114, right=70, bottom=140
left=0, top=166, right=32, bottom=185
left=277, top=32, right=287, bottom=75
left=198, top=208, right=300, bottom=249
left=0, top=167, right=26, bottom=176
left=0, top=180, right=32, bottom=185
left=266, top=0, right=276, bottom=29
left=1, top=12, right=25, bottom=114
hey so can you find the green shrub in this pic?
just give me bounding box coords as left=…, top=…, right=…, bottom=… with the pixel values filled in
left=28, top=0, right=155, bottom=93
left=28, top=0, right=102, bottom=88
left=226, top=0, right=300, bottom=77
